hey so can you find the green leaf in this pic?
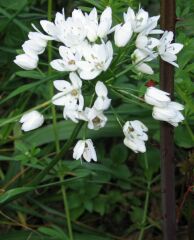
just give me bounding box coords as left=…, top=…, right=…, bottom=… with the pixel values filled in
left=175, top=125, right=194, bottom=148
left=16, top=70, right=43, bottom=79
left=110, top=143, right=128, bottom=164
left=0, top=187, right=34, bottom=204
left=38, top=226, right=68, bottom=240
left=0, top=73, right=60, bottom=105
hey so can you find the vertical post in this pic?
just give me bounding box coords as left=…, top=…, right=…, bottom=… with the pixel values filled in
left=160, top=0, right=176, bottom=240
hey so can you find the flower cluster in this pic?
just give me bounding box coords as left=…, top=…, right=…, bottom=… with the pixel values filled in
left=14, top=6, right=184, bottom=162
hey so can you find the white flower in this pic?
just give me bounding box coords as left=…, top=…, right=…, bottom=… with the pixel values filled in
left=50, top=46, right=81, bottom=72
left=153, top=101, right=184, bottom=127
left=22, top=40, right=44, bottom=56
left=140, top=16, right=164, bottom=35
left=85, top=107, right=107, bottom=130
left=123, top=120, right=148, bottom=141
left=123, top=7, right=135, bottom=28
left=14, top=53, right=38, bottom=70
left=73, top=139, right=97, bottom=162
left=40, top=9, right=87, bottom=47
left=123, top=120, right=148, bottom=153
left=20, top=111, right=44, bottom=132
left=158, top=31, right=183, bottom=67
left=94, top=81, right=111, bottom=111
left=22, top=31, right=52, bottom=56
left=77, top=41, right=113, bottom=80
left=144, top=87, right=171, bottom=108
left=63, top=97, right=83, bottom=123
left=52, top=72, right=83, bottom=108
left=135, top=34, right=160, bottom=56
left=131, top=49, right=155, bottom=75
left=59, top=10, right=87, bottom=47
left=97, top=7, right=112, bottom=38
left=124, top=7, right=163, bottom=35
left=40, top=10, right=66, bottom=41
left=134, top=8, right=149, bottom=32
left=114, top=22, right=133, bottom=47
left=124, top=8, right=148, bottom=33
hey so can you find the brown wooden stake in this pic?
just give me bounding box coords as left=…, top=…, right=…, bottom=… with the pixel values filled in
left=160, top=0, right=176, bottom=239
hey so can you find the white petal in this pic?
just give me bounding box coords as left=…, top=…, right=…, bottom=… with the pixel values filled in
left=135, top=63, right=154, bottom=75
left=52, top=92, right=67, bottom=106
left=87, top=139, right=97, bottom=162
left=50, top=59, right=71, bottom=72
left=53, top=80, right=71, bottom=92
left=73, top=140, right=85, bottom=160
left=79, top=69, right=101, bottom=80
left=95, top=81, right=108, bottom=97
left=169, top=101, right=184, bottom=110
left=40, top=20, right=57, bottom=36
left=69, top=72, right=82, bottom=88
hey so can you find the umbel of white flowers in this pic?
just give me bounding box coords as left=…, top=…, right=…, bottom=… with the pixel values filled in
left=16, top=6, right=184, bottom=162
left=14, top=6, right=183, bottom=77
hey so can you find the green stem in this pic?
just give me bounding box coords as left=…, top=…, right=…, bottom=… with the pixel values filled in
left=47, top=0, right=60, bottom=153
left=60, top=175, right=74, bottom=240
left=138, top=153, right=151, bottom=240
left=105, top=56, right=149, bottom=84
left=47, top=4, right=74, bottom=238
left=28, top=122, right=83, bottom=186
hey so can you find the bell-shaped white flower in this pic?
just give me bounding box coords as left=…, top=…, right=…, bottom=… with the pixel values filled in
left=14, top=53, right=38, bottom=70
left=97, top=7, right=112, bottom=38
left=77, top=41, right=113, bottom=80
left=131, top=49, right=154, bottom=75
left=22, top=31, right=52, bottom=56
left=84, top=107, right=107, bottom=130
left=52, top=72, right=84, bottom=111
left=73, top=139, right=97, bottom=162
left=152, top=101, right=184, bottom=127
left=94, top=81, right=111, bottom=111
left=123, top=120, right=148, bottom=141
left=158, top=31, right=183, bottom=67
left=114, top=22, right=133, bottom=47
left=50, top=46, right=81, bottom=72
left=20, top=110, right=44, bottom=132
left=144, top=87, right=171, bottom=108
left=123, top=120, right=148, bottom=153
